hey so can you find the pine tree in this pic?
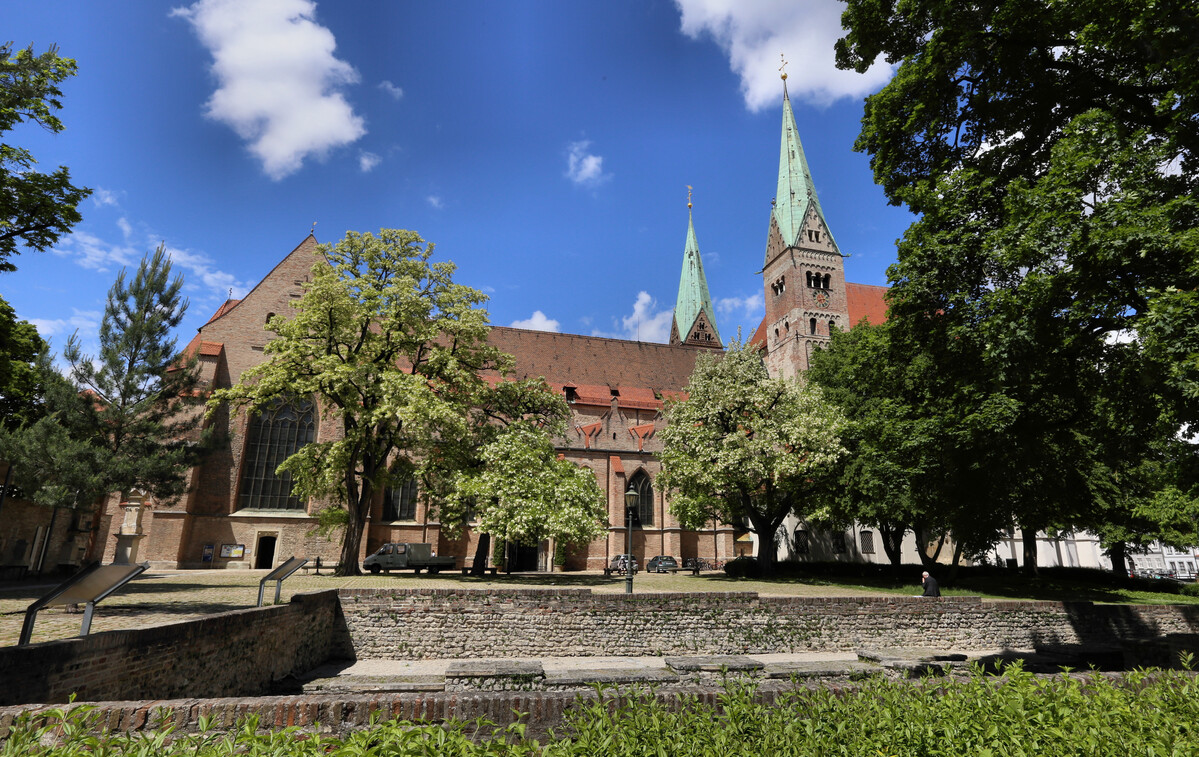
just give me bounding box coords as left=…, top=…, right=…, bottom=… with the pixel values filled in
left=59, top=243, right=205, bottom=501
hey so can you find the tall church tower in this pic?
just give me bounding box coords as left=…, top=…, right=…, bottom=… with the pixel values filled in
left=669, top=191, right=723, bottom=349
left=761, top=69, right=849, bottom=378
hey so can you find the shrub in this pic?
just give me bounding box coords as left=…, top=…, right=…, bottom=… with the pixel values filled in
left=723, top=556, right=761, bottom=578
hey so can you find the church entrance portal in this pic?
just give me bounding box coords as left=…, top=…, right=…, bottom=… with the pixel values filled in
left=506, top=542, right=541, bottom=572
left=255, top=535, right=277, bottom=569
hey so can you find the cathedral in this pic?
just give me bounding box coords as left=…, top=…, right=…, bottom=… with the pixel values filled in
left=1, top=81, right=888, bottom=575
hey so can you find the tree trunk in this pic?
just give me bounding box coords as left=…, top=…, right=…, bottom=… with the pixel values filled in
left=1021, top=525, right=1039, bottom=577
left=946, top=536, right=965, bottom=584
left=880, top=523, right=906, bottom=568
left=1109, top=540, right=1128, bottom=576
left=915, top=525, right=945, bottom=568
left=749, top=510, right=782, bottom=577
left=337, top=485, right=368, bottom=576
left=471, top=533, right=492, bottom=576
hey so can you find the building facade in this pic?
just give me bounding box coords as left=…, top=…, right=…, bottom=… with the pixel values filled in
left=4, top=80, right=895, bottom=575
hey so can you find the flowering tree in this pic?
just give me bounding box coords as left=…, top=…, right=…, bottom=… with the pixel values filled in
left=210, top=229, right=501, bottom=575
left=658, top=341, right=847, bottom=574
left=452, top=421, right=606, bottom=562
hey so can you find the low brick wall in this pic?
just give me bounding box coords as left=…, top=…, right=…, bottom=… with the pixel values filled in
left=337, top=589, right=1199, bottom=658
left=0, top=590, right=342, bottom=706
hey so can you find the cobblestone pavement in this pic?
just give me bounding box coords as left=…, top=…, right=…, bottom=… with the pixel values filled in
left=0, top=569, right=888, bottom=648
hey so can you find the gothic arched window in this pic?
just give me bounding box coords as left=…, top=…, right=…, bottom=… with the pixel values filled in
left=237, top=398, right=315, bottom=510
left=629, top=469, right=654, bottom=527
left=383, top=478, right=418, bottom=521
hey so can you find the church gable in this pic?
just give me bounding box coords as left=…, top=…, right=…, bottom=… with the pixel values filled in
left=198, top=234, right=322, bottom=386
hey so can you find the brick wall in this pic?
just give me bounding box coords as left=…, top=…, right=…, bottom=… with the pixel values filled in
left=0, top=590, right=342, bottom=706
left=337, top=588, right=1199, bottom=660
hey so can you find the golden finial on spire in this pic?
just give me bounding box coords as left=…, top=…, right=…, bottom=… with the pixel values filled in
left=309, top=220, right=317, bottom=236
left=687, top=185, right=693, bottom=209
left=779, top=53, right=788, bottom=81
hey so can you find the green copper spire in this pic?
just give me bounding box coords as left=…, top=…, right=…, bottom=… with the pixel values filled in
left=673, top=198, right=722, bottom=348
left=769, top=80, right=838, bottom=261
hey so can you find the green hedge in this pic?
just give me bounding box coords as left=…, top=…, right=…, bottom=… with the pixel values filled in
left=7, top=665, right=1199, bottom=755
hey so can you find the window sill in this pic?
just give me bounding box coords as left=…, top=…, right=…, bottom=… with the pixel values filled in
left=230, top=509, right=313, bottom=518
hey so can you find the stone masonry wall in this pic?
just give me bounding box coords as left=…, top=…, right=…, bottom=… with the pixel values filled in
left=337, top=589, right=1199, bottom=659
left=0, top=590, right=342, bottom=706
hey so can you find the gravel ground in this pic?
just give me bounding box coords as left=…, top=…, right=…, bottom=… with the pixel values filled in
left=0, top=568, right=887, bottom=648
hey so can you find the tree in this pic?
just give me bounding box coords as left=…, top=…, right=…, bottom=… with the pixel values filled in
left=836, top=0, right=1198, bottom=210
left=0, top=43, right=91, bottom=271
left=837, top=4, right=1199, bottom=571
left=452, top=421, right=607, bottom=566
left=0, top=295, right=49, bottom=428
left=210, top=229, right=503, bottom=576
left=59, top=243, right=203, bottom=501
left=428, top=376, right=595, bottom=576
left=657, top=341, right=847, bottom=575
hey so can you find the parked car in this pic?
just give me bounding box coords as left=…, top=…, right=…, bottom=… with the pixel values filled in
left=609, top=554, right=638, bottom=575
left=646, top=555, right=679, bottom=573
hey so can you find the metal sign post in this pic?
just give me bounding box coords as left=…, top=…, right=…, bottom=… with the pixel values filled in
left=20, top=561, right=150, bottom=646
left=257, top=556, right=308, bottom=606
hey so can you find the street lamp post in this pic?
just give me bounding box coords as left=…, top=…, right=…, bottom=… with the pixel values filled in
left=624, top=485, right=638, bottom=595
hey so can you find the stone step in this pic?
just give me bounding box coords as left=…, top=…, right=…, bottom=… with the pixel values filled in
left=543, top=668, right=679, bottom=688
left=301, top=674, right=445, bottom=694
left=762, top=660, right=879, bottom=680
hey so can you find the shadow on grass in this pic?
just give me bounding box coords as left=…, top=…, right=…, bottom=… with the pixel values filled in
left=705, top=563, right=1199, bottom=605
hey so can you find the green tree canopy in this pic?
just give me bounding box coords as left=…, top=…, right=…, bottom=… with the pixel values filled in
left=0, top=43, right=91, bottom=271
left=210, top=229, right=504, bottom=576
left=837, top=0, right=1198, bottom=208
left=2, top=245, right=202, bottom=516
left=838, top=1, right=1199, bottom=571
left=0, top=294, right=49, bottom=429
left=428, top=376, right=598, bottom=576
left=658, top=341, right=847, bottom=574
left=59, top=243, right=203, bottom=502
left=453, top=421, right=606, bottom=552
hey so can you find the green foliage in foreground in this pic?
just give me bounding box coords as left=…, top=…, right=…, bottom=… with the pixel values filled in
left=8, top=665, right=1199, bottom=756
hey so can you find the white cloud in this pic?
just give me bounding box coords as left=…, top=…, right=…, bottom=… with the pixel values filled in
left=717, top=292, right=764, bottom=318
left=173, top=0, right=366, bottom=179
left=675, top=0, right=895, bottom=109
left=91, top=188, right=119, bottom=208
left=162, top=243, right=254, bottom=300
left=359, top=151, right=381, bottom=172
left=510, top=311, right=561, bottom=332
left=116, top=217, right=133, bottom=240
left=52, top=230, right=139, bottom=273
left=566, top=140, right=610, bottom=187
left=592, top=291, right=673, bottom=343
left=50, top=228, right=253, bottom=302
left=427, top=195, right=443, bottom=209
left=378, top=80, right=403, bottom=99
left=28, top=310, right=102, bottom=339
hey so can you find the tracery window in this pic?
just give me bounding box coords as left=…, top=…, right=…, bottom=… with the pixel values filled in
left=383, top=478, right=419, bottom=521
left=629, top=469, right=654, bottom=527
left=237, top=398, right=315, bottom=510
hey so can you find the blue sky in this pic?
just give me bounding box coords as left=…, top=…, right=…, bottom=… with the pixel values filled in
left=3, top=0, right=913, bottom=358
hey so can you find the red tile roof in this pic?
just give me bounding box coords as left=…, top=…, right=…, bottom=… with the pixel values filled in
left=486, top=327, right=702, bottom=395
left=846, top=283, right=889, bottom=326
left=616, top=386, right=661, bottom=411
left=571, top=383, right=612, bottom=407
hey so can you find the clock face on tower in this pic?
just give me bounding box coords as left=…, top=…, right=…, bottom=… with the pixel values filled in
left=813, top=290, right=831, bottom=308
